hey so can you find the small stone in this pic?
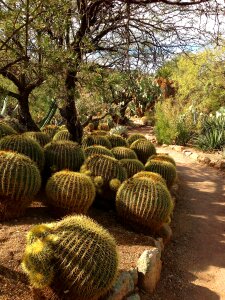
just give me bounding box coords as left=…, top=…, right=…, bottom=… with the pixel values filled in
left=162, top=144, right=168, bottom=148
left=106, top=271, right=134, bottom=300
left=183, top=150, right=192, bottom=156
left=158, top=223, right=173, bottom=245
left=137, top=248, right=162, bottom=294
left=126, top=293, right=141, bottom=300
left=190, top=153, right=199, bottom=160
left=215, top=160, right=225, bottom=170
left=197, top=156, right=211, bottom=164
left=173, top=145, right=184, bottom=152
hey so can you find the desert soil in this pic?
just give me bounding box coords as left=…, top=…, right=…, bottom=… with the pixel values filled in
left=0, top=125, right=225, bottom=300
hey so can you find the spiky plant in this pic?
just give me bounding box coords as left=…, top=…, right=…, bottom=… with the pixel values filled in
left=107, top=134, right=128, bottom=148
left=1, top=118, right=25, bottom=133
left=120, top=159, right=144, bottom=178
left=98, top=123, right=110, bottom=131
left=145, top=160, right=177, bottom=188
left=147, top=154, right=176, bottom=166
left=45, top=171, right=96, bottom=214
left=111, top=147, right=138, bottom=160
left=53, top=129, right=71, bottom=141
left=44, top=141, right=85, bottom=173
left=82, top=135, right=112, bottom=149
left=0, top=151, right=41, bottom=220
left=133, top=171, right=166, bottom=186
left=130, top=139, right=156, bottom=164
left=84, top=145, right=114, bottom=158
left=0, top=122, right=17, bottom=139
left=22, top=215, right=118, bottom=300
left=91, top=130, right=108, bottom=136
left=116, top=177, right=173, bottom=233
left=23, top=132, right=51, bottom=147
left=42, top=125, right=59, bottom=139
left=127, top=133, right=146, bottom=145
left=0, top=135, right=45, bottom=170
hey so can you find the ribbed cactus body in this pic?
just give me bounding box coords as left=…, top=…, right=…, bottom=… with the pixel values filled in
left=45, top=171, right=96, bottom=214
left=0, top=151, right=41, bottom=220
left=82, top=135, right=112, bottom=149
left=127, top=133, right=146, bottom=145
left=116, top=177, right=173, bottom=233
left=145, top=160, right=177, bottom=188
left=23, top=132, right=51, bottom=147
left=0, top=122, right=17, bottom=138
left=107, top=134, right=128, bottom=148
left=120, top=159, right=144, bottom=178
left=130, top=139, right=156, bottom=164
left=84, top=145, right=114, bottom=158
left=1, top=119, right=25, bottom=133
left=91, top=130, right=108, bottom=136
left=53, top=129, right=71, bottom=141
left=0, top=135, right=45, bottom=170
left=111, top=147, right=138, bottom=160
left=44, top=141, right=85, bottom=173
left=148, top=154, right=176, bottom=166
left=42, top=125, right=59, bottom=139
left=22, top=215, right=118, bottom=300
left=133, top=171, right=166, bottom=186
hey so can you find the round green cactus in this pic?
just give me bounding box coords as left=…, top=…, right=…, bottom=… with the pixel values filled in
left=44, top=141, right=85, bottom=173
left=130, top=138, right=156, bottom=164
left=148, top=154, right=176, bottom=166
left=84, top=145, right=114, bottom=158
left=127, top=133, right=146, bottom=145
left=111, top=146, right=138, bottom=160
left=1, top=118, right=25, bottom=133
left=145, top=159, right=177, bottom=188
left=82, top=135, right=112, bottom=149
left=22, top=215, right=118, bottom=300
left=116, top=177, right=173, bottom=233
left=91, top=130, right=108, bottom=136
left=107, top=134, right=128, bottom=148
left=0, top=151, right=41, bottom=220
left=42, top=125, right=59, bottom=139
left=120, top=159, right=144, bottom=178
left=23, top=132, right=51, bottom=147
left=53, top=129, right=71, bottom=141
left=0, top=122, right=17, bottom=139
left=0, top=134, right=45, bottom=170
left=45, top=171, right=96, bottom=214
left=133, top=171, right=166, bottom=186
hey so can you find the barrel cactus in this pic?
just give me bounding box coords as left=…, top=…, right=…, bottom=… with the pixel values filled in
left=44, top=141, right=85, bottom=173
left=91, top=130, right=108, bottom=136
left=0, top=122, right=17, bottom=139
left=145, top=160, right=177, bottom=188
left=127, top=133, right=146, bottom=145
left=1, top=118, right=25, bottom=133
left=84, top=145, right=114, bottom=158
left=130, top=139, right=156, bottom=164
left=107, top=134, right=128, bottom=148
left=53, top=129, right=71, bottom=141
left=42, top=125, right=59, bottom=139
left=111, top=147, right=138, bottom=160
left=120, top=159, right=144, bottom=178
left=133, top=171, right=166, bottom=186
left=22, top=215, right=118, bottom=300
left=116, top=177, right=173, bottom=233
left=148, top=154, right=176, bottom=166
left=98, top=123, right=110, bottom=131
left=0, top=135, right=45, bottom=170
left=82, top=135, right=112, bottom=149
left=45, top=171, right=96, bottom=214
left=23, top=132, right=51, bottom=147
left=0, top=151, right=41, bottom=220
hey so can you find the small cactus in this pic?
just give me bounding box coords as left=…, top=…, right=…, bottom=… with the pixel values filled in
left=42, top=125, right=59, bottom=139
left=0, top=151, right=41, bottom=220
left=130, top=139, right=156, bottom=164
left=0, top=122, right=17, bottom=139
left=116, top=177, right=173, bottom=233
left=23, top=132, right=51, bottom=147
left=107, top=134, right=128, bottom=148
left=0, top=134, right=45, bottom=170
left=82, top=135, right=112, bottom=149
left=120, top=159, right=145, bottom=178
left=45, top=171, right=96, bottom=214
left=127, top=133, right=146, bottom=145
left=84, top=145, right=114, bottom=158
left=22, top=215, right=118, bottom=300
left=111, top=146, right=138, bottom=160
left=145, top=159, right=177, bottom=188
left=44, top=141, right=85, bottom=173
left=148, top=154, right=176, bottom=166
left=53, top=129, right=71, bottom=141
left=133, top=171, right=166, bottom=186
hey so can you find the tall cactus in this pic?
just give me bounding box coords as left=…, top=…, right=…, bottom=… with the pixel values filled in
left=127, top=133, right=146, bottom=145
left=107, top=134, right=128, bottom=148
left=120, top=159, right=144, bottom=178
left=84, top=145, right=114, bottom=158
left=111, top=146, right=138, bottom=160
left=22, top=215, right=118, bottom=300
left=0, top=151, right=41, bottom=220
left=23, top=132, right=51, bottom=147
left=44, top=141, right=85, bottom=173
left=0, top=122, right=17, bottom=139
left=82, top=135, right=112, bottom=149
left=116, top=177, right=173, bottom=233
left=130, top=139, right=156, bottom=164
left=0, top=134, right=45, bottom=170
left=145, top=159, right=177, bottom=188
left=45, top=171, right=96, bottom=214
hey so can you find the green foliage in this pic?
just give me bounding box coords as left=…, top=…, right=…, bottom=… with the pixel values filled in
left=120, top=159, right=145, bottom=178
left=111, top=147, right=138, bottom=160
left=84, top=145, right=114, bottom=158
left=107, top=134, right=128, bottom=148
left=127, top=133, right=146, bottom=145
left=145, top=159, right=177, bottom=188
left=0, top=134, right=45, bottom=170
left=116, top=177, right=173, bottom=233
left=82, top=135, right=112, bottom=149
left=22, top=215, right=118, bottom=299
left=45, top=170, right=96, bottom=214
left=0, top=151, right=41, bottom=220
left=23, top=132, right=51, bottom=147
left=130, top=139, right=156, bottom=164
left=44, top=141, right=85, bottom=173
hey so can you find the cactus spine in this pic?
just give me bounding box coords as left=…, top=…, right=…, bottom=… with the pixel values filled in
left=130, top=139, right=156, bottom=164
left=120, top=159, right=144, bottom=178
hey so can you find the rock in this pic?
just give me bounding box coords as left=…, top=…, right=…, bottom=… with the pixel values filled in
left=126, top=293, right=141, bottom=300
left=106, top=271, right=135, bottom=300
left=190, top=153, right=199, bottom=160
left=197, top=156, right=211, bottom=164
left=183, top=150, right=192, bottom=156
left=158, top=223, right=173, bottom=245
left=173, top=145, right=184, bottom=152
left=215, top=160, right=225, bottom=170
left=209, top=159, right=217, bottom=167
left=137, top=248, right=162, bottom=294
left=129, top=268, right=138, bottom=286
left=162, top=144, right=168, bottom=148
left=154, top=237, right=164, bottom=252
